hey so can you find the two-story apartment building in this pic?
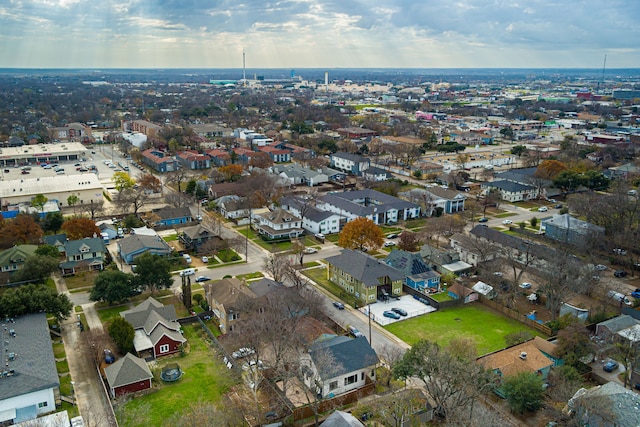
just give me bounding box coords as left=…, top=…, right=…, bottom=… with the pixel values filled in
left=141, top=149, right=177, bottom=173
left=330, top=152, right=370, bottom=175
left=317, top=189, right=420, bottom=225
left=176, top=150, right=211, bottom=170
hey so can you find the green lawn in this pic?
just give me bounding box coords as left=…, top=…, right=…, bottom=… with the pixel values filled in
left=235, top=272, right=264, bottom=281
left=96, top=304, right=133, bottom=325
left=64, top=272, right=99, bottom=291
left=385, top=304, right=545, bottom=356
left=163, top=233, right=179, bottom=242
left=116, top=325, right=239, bottom=427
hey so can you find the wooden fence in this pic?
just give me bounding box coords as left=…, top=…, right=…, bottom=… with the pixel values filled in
left=479, top=295, right=552, bottom=335
left=292, top=377, right=375, bottom=422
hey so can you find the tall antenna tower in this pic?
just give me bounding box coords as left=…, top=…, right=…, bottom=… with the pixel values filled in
left=242, top=50, right=246, bottom=87
left=597, top=54, right=607, bottom=94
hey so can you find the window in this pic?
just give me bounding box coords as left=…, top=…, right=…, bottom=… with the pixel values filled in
left=159, top=344, right=169, bottom=353
left=38, top=401, right=48, bottom=408
left=229, top=313, right=240, bottom=321
left=361, top=372, right=365, bottom=381
left=344, top=374, right=357, bottom=386
left=329, top=381, right=338, bottom=391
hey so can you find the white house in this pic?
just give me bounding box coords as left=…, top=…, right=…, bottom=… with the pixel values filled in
left=317, top=189, right=421, bottom=225
left=254, top=208, right=304, bottom=240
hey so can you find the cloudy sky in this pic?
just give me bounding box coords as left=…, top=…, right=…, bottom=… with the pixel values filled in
left=1, top=0, right=639, bottom=69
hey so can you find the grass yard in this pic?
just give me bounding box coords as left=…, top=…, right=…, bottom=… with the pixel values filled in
left=63, top=272, right=99, bottom=291
left=116, top=324, right=239, bottom=427
left=163, top=234, right=179, bottom=242
left=96, top=303, right=133, bottom=325
left=385, top=304, right=545, bottom=356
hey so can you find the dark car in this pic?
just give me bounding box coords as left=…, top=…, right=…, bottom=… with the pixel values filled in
left=603, top=360, right=619, bottom=372
left=195, top=276, right=211, bottom=282
left=333, top=301, right=345, bottom=310
left=104, top=349, right=115, bottom=364
left=391, top=307, right=408, bottom=316
left=554, top=204, right=563, bottom=209
left=478, top=217, right=488, bottom=223
left=631, top=288, right=640, bottom=299
left=614, top=270, right=627, bottom=278
left=383, top=311, right=401, bottom=320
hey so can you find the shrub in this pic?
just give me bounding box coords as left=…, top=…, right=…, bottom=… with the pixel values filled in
left=193, top=294, right=204, bottom=304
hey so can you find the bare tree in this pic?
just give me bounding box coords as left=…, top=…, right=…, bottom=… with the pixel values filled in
left=500, top=239, right=538, bottom=308
left=263, top=253, right=289, bottom=282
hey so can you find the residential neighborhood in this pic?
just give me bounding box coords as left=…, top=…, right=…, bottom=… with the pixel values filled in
left=1, top=67, right=640, bottom=427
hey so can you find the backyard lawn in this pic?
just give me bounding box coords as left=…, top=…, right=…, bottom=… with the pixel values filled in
left=385, top=304, right=545, bottom=356
left=116, top=324, right=239, bottom=427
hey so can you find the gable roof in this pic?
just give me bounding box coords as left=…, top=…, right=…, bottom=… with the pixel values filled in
left=120, top=297, right=178, bottom=330
left=481, top=179, right=534, bottom=193
left=0, top=244, right=38, bottom=266
left=319, top=189, right=419, bottom=217
left=43, top=233, right=67, bottom=247
left=569, top=381, right=640, bottom=427
left=255, top=207, right=302, bottom=225
left=469, top=225, right=557, bottom=261
left=597, top=314, right=639, bottom=334
left=424, top=186, right=467, bottom=200
left=180, top=223, right=215, bottom=239
left=331, top=152, right=369, bottom=163
left=321, top=410, right=365, bottom=427
left=310, top=335, right=379, bottom=378
left=206, top=277, right=255, bottom=308
left=152, top=206, right=192, bottom=220
left=248, top=278, right=283, bottom=298
left=0, top=313, right=59, bottom=401
left=478, top=338, right=556, bottom=377
left=118, top=234, right=172, bottom=257
left=326, top=249, right=404, bottom=287
left=64, top=237, right=105, bottom=255
left=384, top=249, right=434, bottom=277
left=104, top=353, right=153, bottom=389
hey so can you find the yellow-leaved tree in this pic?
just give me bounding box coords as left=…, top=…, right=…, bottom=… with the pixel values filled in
left=337, top=217, right=384, bottom=252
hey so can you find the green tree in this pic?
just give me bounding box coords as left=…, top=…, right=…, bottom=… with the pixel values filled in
left=556, top=322, right=594, bottom=368
left=185, top=179, right=197, bottom=195
left=35, top=244, right=60, bottom=258
left=108, top=316, right=135, bottom=354
left=42, top=212, right=64, bottom=233
left=511, top=145, right=528, bottom=157
left=67, top=194, right=79, bottom=207
left=31, top=194, right=48, bottom=214
left=553, top=169, right=583, bottom=193
left=0, top=283, right=72, bottom=321
left=90, top=270, right=136, bottom=304
left=113, top=171, right=135, bottom=192
left=133, top=253, right=172, bottom=292
left=582, top=169, right=610, bottom=191
left=13, top=254, right=59, bottom=283
left=530, top=216, right=539, bottom=228
left=503, top=371, right=545, bottom=414
left=500, top=127, right=515, bottom=140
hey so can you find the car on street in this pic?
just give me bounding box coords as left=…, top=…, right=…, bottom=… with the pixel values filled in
left=538, top=206, right=548, bottom=212
left=554, top=204, right=563, bottom=209
left=631, top=289, right=640, bottom=299
left=493, top=271, right=503, bottom=277
left=201, top=256, right=209, bottom=263
left=595, top=264, right=607, bottom=271
left=613, top=248, right=627, bottom=255
left=386, top=233, right=398, bottom=239
left=195, top=215, right=203, bottom=221
left=519, top=282, right=532, bottom=289
left=195, top=276, right=211, bottom=282
left=614, top=270, right=628, bottom=278
left=333, top=301, right=345, bottom=310
left=502, top=219, right=513, bottom=225
left=348, top=326, right=363, bottom=338
left=303, top=247, right=318, bottom=254
left=603, top=360, right=619, bottom=372
left=478, top=217, right=488, bottom=223
left=384, top=241, right=396, bottom=247
left=232, top=347, right=255, bottom=359
left=391, top=307, right=408, bottom=316
left=104, top=349, right=115, bottom=364
left=383, top=311, right=401, bottom=320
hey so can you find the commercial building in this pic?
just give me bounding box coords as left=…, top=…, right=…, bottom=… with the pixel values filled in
left=0, top=174, right=104, bottom=210
left=0, top=143, right=87, bottom=167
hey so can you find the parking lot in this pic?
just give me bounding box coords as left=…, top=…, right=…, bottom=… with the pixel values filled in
left=360, top=294, right=436, bottom=326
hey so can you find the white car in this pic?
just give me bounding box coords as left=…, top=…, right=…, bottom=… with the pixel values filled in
left=303, top=247, right=318, bottom=254
left=519, top=282, right=532, bottom=289
left=502, top=219, right=513, bottom=225
left=384, top=241, right=396, bottom=247
left=538, top=206, right=548, bottom=212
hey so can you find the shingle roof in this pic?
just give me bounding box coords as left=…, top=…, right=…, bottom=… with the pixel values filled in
left=319, top=189, right=419, bottom=217
left=478, top=339, right=555, bottom=377
left=43, top=233, right=67, bottom=247
left=118, top=234, right=172, bottom=258
left=325, top=249, right=404, bottom=287
left=0, top=245, right=38, bottom=267
left=180, top=224, right=214, bottom=239
left=542, top=214, right=605, bottom=235
left=321, top=410, right=365, bottom=427
left=206, top=278, right=255, bottom=309
left=121, top=297, right=178, bottom=330
left=481, top=179, right=534, bottom=192
left=331, top=152, right=369, bottom=162
left=0, top=313, right=59, bottom=400
left=104, top=353, right=153, bottom=389
left=424, top=186, right=466, bottom=200
left=569, top=382, right=640, bottom=427
left=469, top=225, right=557, bottom=262
left=310, top=335, right=379, bottom=378
left=64, top=237, right=106, bottom=255
left=152, top=206, right=192, bottom=221
left=597, top=315, right=639, bottom=334
left=384, top=249, right=433, bottom=277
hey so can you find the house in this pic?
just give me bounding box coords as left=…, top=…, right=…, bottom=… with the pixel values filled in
left=568, top=382, right=640, bottom=427
left=176, top=150, right=211, bottom=170
left=59, top=238, right=107, bottom=275
left=120, top=297, right=186, bottom=359
left=477, top=337, right=558, bottom=398
left=42, top=233, right=67, bottom=254
left=178, top=223, right=218, bottom=253
left=606, top=162, right=640, bottom=180
left=280, top=196, right=343, bottom=235
left=257, top=145, right=291, bottom=163
left=326, top=249, right=404, bottom=305
left=253, top=208, right=303, bottom=241
left=149, top=206, right=193, bottom=227
left=330, top=152, right=370, bottom=175
left=362, top=166, right=392, bottom=182
left=204, top=278, right=256, bottom=334
left=321, top=410, right=365, bottom=427
left=303, top=335, right=378, bottom=398
left=317, top=189, right=421, bottom=225
left=595, top=315, right=639, bottom=342
left=215, top=195, right=249, bottom=220
left=447, top=282, right=477, bottom=303
left=541, top=214, right=604, bottom=248
left=0, top=244, right=37, bottom=275
left=98, top=223, right=118, bottom=241
left=481, top=180, right=537, bottom=202
left=140, top=149, right=177, bottom=173
left=384, top=249, right=441, bottom=293
left=336, top=127, right=376, bottom=140
left=421, top=187, right=467, bottom=215
left=104, top=353, right=153, bottom=397
left=420, top=244, right=472, bottom=276
left=270, top=164, right=330, bottom=187
left=117, top=234, right=173, bottom=265
left=472, top=281, right=497, bottom=299
left=204, top=148, right=231, bottom=167
left=0, top=313, right=59, bottom=425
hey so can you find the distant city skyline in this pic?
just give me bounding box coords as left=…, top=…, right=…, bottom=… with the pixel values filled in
left=1, top=1, right=639, bottom=69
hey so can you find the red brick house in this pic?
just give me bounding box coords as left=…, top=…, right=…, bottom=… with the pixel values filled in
left=120, top=297, right=186, bottom=359
left=104, top=353, right=153, bottom=397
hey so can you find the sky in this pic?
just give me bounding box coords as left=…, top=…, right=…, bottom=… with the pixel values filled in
left=1, top=0, right=639, bottom=69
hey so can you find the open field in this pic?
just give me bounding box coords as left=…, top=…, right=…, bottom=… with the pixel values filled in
left=385, top=304, right=545, bottom=356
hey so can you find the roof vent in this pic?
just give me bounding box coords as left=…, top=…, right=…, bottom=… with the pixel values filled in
left=519, top=352, right=527, bottom=360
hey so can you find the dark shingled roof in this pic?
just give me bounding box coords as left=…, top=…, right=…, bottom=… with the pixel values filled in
left=325, top=249, right=404, bottom=287
left=310, top=335, right=379, bottom=378
left=0, top=313, right=59, bottom=401
left=120, top=297, right=178, bottom=329
left=104, top=353, right=153, bottom=389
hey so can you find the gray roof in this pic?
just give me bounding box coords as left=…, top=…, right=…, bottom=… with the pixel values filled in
left=248, top=278, right=283, bottom=298
left=542, top=214, right=605, bottom=235
left=363, top=166, right=392, bottom=177
left=469, top=225, right=557, bottom=262
left=305, top=205, right=336, bottom=223
left=325, top=249, right=404, bottom=287
left=569, top=382, right=640, bottom=427
left=481, top=179, right=534, bottom=192
left=118, top=234, right=172, bottom=257
left=423, top=186, right=466, bottom=200
left=152, top=206, right=192, bottom=221
left=180, top=223, right=215, bottom=240
left=0, top=313, right=59, bottom=400
left=597, top=315, right=639, bottom=334
left=331, top=152, right=369, bottom=163
left=64, top=237, right=106, bottom=255
left=319, top=189, right=419, bottom=217
left=321, top=410, right=365, bottom=427
left=120, top=297, right=178, bottom=330
left=43, top=233, right=67, bottom=247
left=310, top=335, right=379, bottom=379
left=385, top=249, right=435, bottom=277
left=104, top=352, right=153, bottom=389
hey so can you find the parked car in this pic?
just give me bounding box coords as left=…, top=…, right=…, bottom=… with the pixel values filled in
left=391, top=307, right=408, bottom=316
left=386, top=233, right=398, bottom=239
left=303, top=247, right=318, bottom=254
left=631, top=289, right=640, bottom=299
left=333, top=301, right=345, bottom=310
left=348, top=326, right=363, bottom=338
left=195, top=276, right=211, bottom=282
left=519, top=282, right=532, bottom=289
left=614, top=270, right=627, bottom=278
left=104, top=349, right=115, bottom=364
left=595, top=264, right=607, bottom=271
left=502, top=219, right=513, bottom=225
left=554, top=204, right=563, bottom=209
left=201, top=256, right=209, bottom=263
left=603, top=360, right=619, bottom=372
left=478, top=217, right=489, bottom=223
left=383, top=311, right=401, bottom=320
left=538, top=206, right=548, bottom=212
left=613, top=248, right=627, bottom=255
left=232, top=347, right=255, bottom=359
left=384, top=240, right=396, bottom=247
